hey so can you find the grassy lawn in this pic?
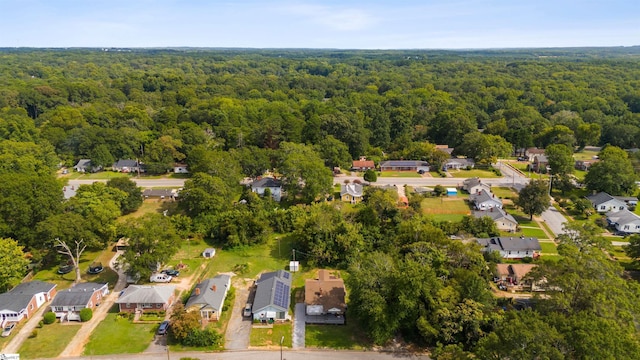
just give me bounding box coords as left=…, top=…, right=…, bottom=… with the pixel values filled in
left=84, top=306, right=158, bottom=355
left=250, top=323, right=292, bottom=347
left=491, top=187, right=517, bottom=200
left=65, top=171, right=130, bottom=180
left=422, top=197, right=471, bottom=214
left=521, top=227, right=549, bottom=239
left=379, top=171, right=421, bottom=178
left=18, top=323, right=81, bottom=359
left=448, top=169, right=499, bottom=178
left=540, top=242, right=558, bottom=255
left=574, top=169, right=587, bottom=182
left=305, top=321, right=370, bottom=350
left=119, top=200, right=177, bottom=223
left=430, top=214, right=466, bottom=222
left=573, top=150, right=599, bottom=161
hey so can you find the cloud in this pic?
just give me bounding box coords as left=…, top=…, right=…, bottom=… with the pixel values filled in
left=283, top=2, right=376, bottom=31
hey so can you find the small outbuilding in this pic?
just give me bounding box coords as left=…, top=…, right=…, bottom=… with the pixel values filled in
left=202, top=248, right=216, bottom=259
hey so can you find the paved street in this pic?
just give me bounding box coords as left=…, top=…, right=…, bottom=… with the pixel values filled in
left=540, top=206, right=568, bottom=237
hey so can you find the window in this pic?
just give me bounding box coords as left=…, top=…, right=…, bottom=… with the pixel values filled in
left=30, top=304, right=34, bottom=310
left=624, top=225, right=630, bottom=230
left=600, top=206, right=606, bottom=210
left=54, top=307, right=64, bottom=312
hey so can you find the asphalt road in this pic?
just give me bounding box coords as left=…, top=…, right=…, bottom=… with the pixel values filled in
left=57, top=349, right=429, bottom=360
left=540, top=206, right=568, bottom=237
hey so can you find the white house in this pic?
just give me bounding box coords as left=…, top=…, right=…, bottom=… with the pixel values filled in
left=477, top=236, right=541, bottom=259
left=185, top=275, right=231, bottom=321
left=173, top=163, right=189, bottom=174
left=473, top=207, right=518, bottom=232
left=586, top=192, right=627, bottom=213
left=462, top=177, right=491, bottom=195
left=252, top=270, right=292, bottom=322
left=470, top=189, right=503, bottom=210
left=607, top=209, right=640, bottom=234
left=250, top=177, right=282, bottom=202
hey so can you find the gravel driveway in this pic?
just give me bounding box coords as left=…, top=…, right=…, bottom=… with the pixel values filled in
left=224, top=279, right=252, bottom=350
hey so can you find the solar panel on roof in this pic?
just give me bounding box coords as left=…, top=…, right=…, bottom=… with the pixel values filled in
left=273, top=281, right=290, bottom=309
left=282, top=272, right=290, bottom=279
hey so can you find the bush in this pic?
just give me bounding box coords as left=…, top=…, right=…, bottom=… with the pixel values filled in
left=37, top=320, right=44, bottom=328
left=594, top=217, right=608, bottom=228
left=363, top=169, right=377, bottom=182
left=43, top=311, right=56, bottom=324
left=80, top=308, right=93, bottom=322
left=222, top=286, right=235, bottom=312
left=522, top=256, right=534, bottom=263
left=183, top=328, right=222, bottom=347
left=29, top=330, right=38, bottom=338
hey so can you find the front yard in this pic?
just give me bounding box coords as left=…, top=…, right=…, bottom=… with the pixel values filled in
left=379, top=171, right=421, bottom=178
left=305, top=321, right=370, bottom=349
left=19, top=323, right=81, bottom=359
left=447, top=169, right=500, bottom=178
left=84, top=307, right=158, bottom=355
left=249, top=323, right=292, bottom=347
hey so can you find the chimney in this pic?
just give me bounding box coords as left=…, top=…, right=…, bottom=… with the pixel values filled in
left=212, top=285, right=217, bottom=292
left=490, top=207, right=493, bottom=212
left=195, top=287, right=200, bottom=296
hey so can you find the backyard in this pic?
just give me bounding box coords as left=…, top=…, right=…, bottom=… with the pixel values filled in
left=422, top=196, right=471, bottom=222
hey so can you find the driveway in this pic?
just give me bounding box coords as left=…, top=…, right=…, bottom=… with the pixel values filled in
left=224, top=278, right=252, bottom=350
left=293, top=303, right=305, bottom=349
left=2, top=300, right=50, bottom=353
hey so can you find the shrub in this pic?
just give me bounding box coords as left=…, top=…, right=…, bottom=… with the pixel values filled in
left=222, top=286, right=235, bottom=312
left=80, top=308, right=93, bottom=322
left=522, top=256, right=534, bottom=263
left=37, top=320, right=44, bottom=328
left=43, top=311, right=56, bottom=324
left=363, top=169, right=377, bottom=182
left=183, top=328, right=222, bottom=347
left=29, top=330, right=38, bottom=338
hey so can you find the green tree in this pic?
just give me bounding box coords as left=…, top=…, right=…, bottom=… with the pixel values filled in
left=106, top=177, right=143, bottom=214
left=314, top=135, right=352, bottom=170
left=277, top=142, right=332, bottom=203
left=456, top=132, right=512, bottom=165
left=514, top=180, right=550, bottom=220
left=545, top=144, right=574, bottom=176
left=0, top=238, right=30, bottom=292
left=179, top=173, right=234, bottom=218
left=363, top=169, right=377, bottom=182
left=584, top=146, right=637, bottom=195
left=120, top=213, right=180, bottom=279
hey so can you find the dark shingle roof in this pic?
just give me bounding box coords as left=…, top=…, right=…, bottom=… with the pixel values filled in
left=185, top=275, right=231, bottom=312
left=114, top=159, right=139, bottom=168
left=251, top=178, right=282, bottom=188
left=586, top=192, right=618, bottom=206
left=606, top=209, right=640, bottom=225
left=50, top=283, right=107, bottom=307
left=253, top=270, right=292, bottom=312
left=477, top=237, right=541, bottom=252
left=472, top=208, right=517, bottom=224
left=0, top=281, right=57, bottom=313
left=142, top=189, right=175, bottom=197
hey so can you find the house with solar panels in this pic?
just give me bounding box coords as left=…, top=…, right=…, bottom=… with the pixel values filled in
left=252, top=270, right=292, bottom=322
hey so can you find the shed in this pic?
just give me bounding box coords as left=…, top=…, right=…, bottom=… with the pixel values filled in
left=202, top=248, right=216, bottom=259
left=446, top=188, right=458, bottom=196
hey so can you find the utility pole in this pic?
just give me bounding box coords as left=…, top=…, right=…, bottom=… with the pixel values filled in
left=280, top=335, right=284, bottom=360
left=292, top=249, right=295, bottom=262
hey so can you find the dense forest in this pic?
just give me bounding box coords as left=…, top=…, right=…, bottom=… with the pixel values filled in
left=2, top=48, right=640, bottom=358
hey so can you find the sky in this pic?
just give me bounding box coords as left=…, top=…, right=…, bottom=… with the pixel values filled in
left=1, top=0, right=639, bottom=49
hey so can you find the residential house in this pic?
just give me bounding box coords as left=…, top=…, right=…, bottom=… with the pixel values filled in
left=435, top=144, right=454, bottom=156
left=73, top=159, right=101, bottom=173
left=607, top=209, right=640, bottom=234
left=586, top=192, right=627, bottom=213
left=142, top=188, right=177, bottom=200
left=250, top=177, right=282, bottom=202
left=185, top=275, right=231, bottom=322
left=304, top=270, right=346, bottom=325
left=443, top=158, right=475, bottom=171
left=530, top=155, right=549, bottom=173
left=575, top=159, right=599, bottom=171
left=477, top=236, right=541, bottom=259
left=472, top=207, right=518, bottom=232
left=495, top=264, right=540, bottom=291
left=351, top=157, right=375, bottom=171
left=113, top=159, right=144, bottom=173
left=613, top=196, right=638, bottom=208
left=525, top=147, right=545, bottom=162
left=469, top=189, right=503, bottom=210
left=173, top=163, right=189, bottom=174
left=0, top=281, right=57, bottom=326
left=50, top=283, right=109, bottom=321
left=462, top=177, right=491, bottom=195
left=379, top=160, right=430, bottom=173
left=116, top=285, right=175, bottom=313
left=340, top=184, right=363, bottom=204
left=252, top=270, right=292, bottom=322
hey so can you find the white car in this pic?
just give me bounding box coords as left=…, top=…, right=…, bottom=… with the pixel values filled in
left=150, top=273, right=172, bottom=283
left=1, top=323, right=15, bottom=337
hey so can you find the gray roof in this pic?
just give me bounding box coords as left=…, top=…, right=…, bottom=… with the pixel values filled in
left=113, top=159, right=139, bottom=168
left=50, top=283, right=107, bottom=307
left=470, top=190, right=502, bottom=206
left=142, top=189, right=175, bottom=197
left=477, top=237, right=541, bottom=252
left=586, top=192, right=621, bottom=207
left=185, top=275, right=231, bottom=312
left=0, top=281, right=57, bottom=313
left=253, top=270, right=292, bottom=313
left=472, top=208, right=517, bottom=224
left=445, top=158, right=475, bottom=166
left=116, top=285, right=175, bottom=305
left=613, top=196, right=639, bottom=204
left=534, top=155, right=548, bottom=163
left=380, top=160, right=429, bottom=167
left=607, top=209, right=640, bottom=225
left=251, top=178, right=282, bottom=188
left=340, top=184, right=363, bottom=197
left=74, top=159, right=92, bottom=168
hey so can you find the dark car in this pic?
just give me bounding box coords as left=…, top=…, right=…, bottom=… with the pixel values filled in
left=161, top=269, right=180, bottom=277
left=88, top=262, right=104, bottom=274
left=57, top=264, right=75, bottom=274
left=157, top=320, right=170, bottom=335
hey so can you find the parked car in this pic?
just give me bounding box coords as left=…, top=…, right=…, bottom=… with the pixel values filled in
left=150, top=273, right=173, bottom=283
left=157, top=320, right=170, bottom=335
left=57, top=264, right=75, bottom=274
left=161, top=269, right=180, bottom=277
left=1, top=323, right=15, bottom=337
left=243, top=303, right=252, bottom=317
left=88, top=262, right=104, bottom=274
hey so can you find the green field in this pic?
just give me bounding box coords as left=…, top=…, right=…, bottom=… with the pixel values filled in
left=491, top=187, right=517, bottom=200
left=540, top=241, right=558, bottom=255
left=84, top=307, right=158, bottom=355
left=422, top=197, right=471, bottom=219
left=19, top=323, right=81, bottom=359
left=250, top=323, right=292, bottom=347
left=521, top=227, right=549, bottom=239
left=305, top=321, right=370, bottom=349
left=573, top=150, right=600, bottom=161
left=448, top=169, right=499, bottom=178
left=379, top=171, right=421, bottom=178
